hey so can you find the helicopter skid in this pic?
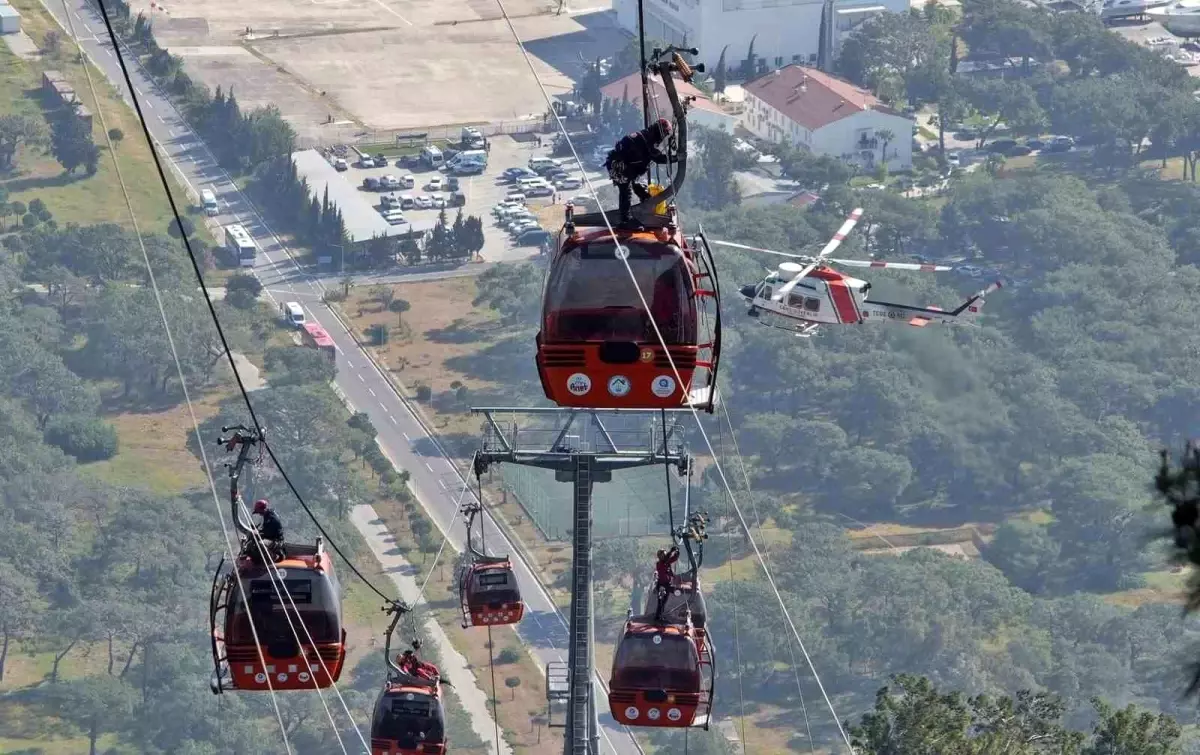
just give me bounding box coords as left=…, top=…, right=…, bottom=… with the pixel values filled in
left=750, top=309, right=820, bottom=337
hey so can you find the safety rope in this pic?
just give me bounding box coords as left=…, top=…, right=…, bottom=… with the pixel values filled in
left=92, top=0, right=402, bottom=609
left=80, top=3, right=294, bottom=750
left=495, top=6, right=855, bottom=750
left=662, top=408, right=676, bottom=537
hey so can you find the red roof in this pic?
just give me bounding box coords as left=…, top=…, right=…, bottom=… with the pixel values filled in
left=600, top=71, right=728, bottom=117
left=744, top=65, right=891, bottom=131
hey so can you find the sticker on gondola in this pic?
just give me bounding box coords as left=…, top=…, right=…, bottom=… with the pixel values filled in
left=647, top=708, right=662, bottom=721
left=651, top=375, right=676, bottom=398
left=608, top=375, right=631, bottom=397
left=276, top=569, right=287, bottom=579
left=566, top=373, right=591, bottom=396
left=668, top=708, right=682, bottom=721
left=640, top=348, right=654, bottom=363
left=615, top=245, right=630, bottom=260
left=652, top=635, right=663, bottom=645
left=298, top=672, right=310, bottom=683
left=625, top=706, right=640, bottom=720
left=255, top=673, right=267, bottom=684
left=277, top=673, right=288, bottom=682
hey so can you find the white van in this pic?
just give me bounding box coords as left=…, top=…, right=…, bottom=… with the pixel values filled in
left=450, top=149, right=487, bottom=168
left=201, top=189, right=219, bottom=217
left=283, top=301, right=305, bottom=327
left=420, top=145, right=444, bottom=168
left=518, top=177, right=550, bottom=193
left=399, top=194, right=416, bottom=210
left=528, top=157, right=557, bottom=173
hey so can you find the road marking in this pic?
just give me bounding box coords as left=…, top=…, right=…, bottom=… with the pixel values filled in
left=135, top=86, right=143, bottom=96
left=346, top=359, right=354, bottom=368
left=368, top=388, right=376, bottom=397
left=425, top=462, right=434, bottom=472
left=156, top=114, right=165, bottom=123
left=357, top=373, right=365, bottom=382
left=402, top=432, right=411, bottom=441
left=389, top=414, right=397, bottom=424
left=439, top=480, right=447, bottom=491
left=364, top=0, right=413, bottom=25
left=146, top=99, right=155, bottom=110
left=104, top=48, right=113, bottom=57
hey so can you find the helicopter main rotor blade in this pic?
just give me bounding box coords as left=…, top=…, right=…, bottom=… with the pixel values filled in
left=771, top=261, right=820, bottom=302
left=708, top=239, right=811, bottom=260
left=827, top=258, right=953, bottom=272
left=771, top=207, right=863, bottom=303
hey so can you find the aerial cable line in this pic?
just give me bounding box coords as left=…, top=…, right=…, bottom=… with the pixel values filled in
left=478, top=475, right=504, bottom=755
left=493, top=4, right=854, bottom=749
left=719, top=403, right=814, bottom=753
left=62, top=3, right=293, bottom=751
left=716, top=419, right=749, bottom=755
left=412, top=453, right=480, bottom=609
left=92, top=0, right=403, bottom=609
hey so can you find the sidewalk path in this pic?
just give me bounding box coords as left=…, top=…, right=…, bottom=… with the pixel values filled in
left=351, top=504, right=513, bottom=755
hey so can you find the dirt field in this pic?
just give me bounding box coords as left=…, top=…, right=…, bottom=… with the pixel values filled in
left=133, top=0, right=629, bottom=142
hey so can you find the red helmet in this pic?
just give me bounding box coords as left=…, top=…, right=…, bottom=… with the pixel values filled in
left=253, top=499, right=269, bottom=515
left=656, top=118, right=672, bottom=137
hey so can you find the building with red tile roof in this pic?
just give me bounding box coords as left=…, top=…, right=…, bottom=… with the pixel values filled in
left=601, top=70, right=738, bottom=133
left=742, top=65, right=914, bottom=171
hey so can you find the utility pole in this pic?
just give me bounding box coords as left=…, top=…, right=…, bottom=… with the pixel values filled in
left=472, top=407, right=690, bottom=755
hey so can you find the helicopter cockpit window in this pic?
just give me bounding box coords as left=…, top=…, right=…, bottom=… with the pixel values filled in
left=804, top=297, right=820, bottom=312
left=543, top=241, right=696, bottom=344
left=787, top=292, right=806, bottom=309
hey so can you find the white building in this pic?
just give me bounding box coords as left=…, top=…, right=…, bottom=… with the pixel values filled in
left=742, top=65, right=914, bottom=171
left=613, top=0, right=907, bottom=73
left=600, top=70, right=738, bottom=133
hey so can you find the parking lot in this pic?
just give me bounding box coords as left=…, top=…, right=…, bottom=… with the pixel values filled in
left=340, top=133, right=611, bottom=262
left=140, top=0, right=629, bottom=142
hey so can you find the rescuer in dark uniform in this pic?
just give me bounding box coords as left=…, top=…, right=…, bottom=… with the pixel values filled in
left=252, top=499, right=285, bottom=562
left=652, top=545, right=680, bottom=621
left=605, top=118, right=673, bottom=229
left=397, top=640, right=440, bottom=682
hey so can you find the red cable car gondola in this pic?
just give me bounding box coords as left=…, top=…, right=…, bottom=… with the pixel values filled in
left=209, top=427, right=346, bottom=694
left=609, top=511, right=714, bottom=728
left=371, top=604, right=447, bottom=755
left=458, top=498, right=524, bottom=628
left=536, top=52, right=721, bottom=412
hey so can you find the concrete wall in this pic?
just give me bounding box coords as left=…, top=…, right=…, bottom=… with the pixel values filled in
left=811, top=109, right=914, bottom=171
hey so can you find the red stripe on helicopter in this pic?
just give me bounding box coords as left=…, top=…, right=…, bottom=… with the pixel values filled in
left=827, top=282, right=859, bottom=324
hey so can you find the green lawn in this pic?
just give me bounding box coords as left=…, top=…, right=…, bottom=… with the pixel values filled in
left=2, top=0, right=210, bottom=242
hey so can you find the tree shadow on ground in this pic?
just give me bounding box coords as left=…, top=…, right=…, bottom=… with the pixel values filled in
left=423, top=318, right=502, bottom=345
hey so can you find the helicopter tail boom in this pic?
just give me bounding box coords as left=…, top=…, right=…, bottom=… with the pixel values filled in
left=867, top=280, right=1003, bottom=327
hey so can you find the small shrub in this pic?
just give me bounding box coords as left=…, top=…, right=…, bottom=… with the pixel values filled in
left=496, top=648, right=521, bottom=665
left=45, top=415, right=119, bottom=462
left=107, top=127, right=124, bottom=144
left=415, top=384, right=432, bottom=401
left=168, top=216, right=196, bottom=238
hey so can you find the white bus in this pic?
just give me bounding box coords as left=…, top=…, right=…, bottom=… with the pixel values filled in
left=224, top=224, right=257, bottom=268
left=201, top=189, right=219, bottom=216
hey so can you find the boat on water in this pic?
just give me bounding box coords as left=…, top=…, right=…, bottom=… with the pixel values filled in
left=1147, top=0, right=1200, bottom=35
left=1101, top=0, right=1172, bottom=20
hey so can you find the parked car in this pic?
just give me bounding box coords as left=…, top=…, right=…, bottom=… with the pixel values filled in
left=516, top=228, right=552, bottom=247
left=432, top=195, right=447, bottom=209
left=400, top=175, right=415, bottom=189
left=382, top=175, right=401, bottom=189
left=508, top=221, right=540, bottom=237
left=555, top=177, right=583, bottom=191
left=358, top=156, right=375, bottom=168
left=447, top=177, right=460, bottom=191
left=415, top=195, right=434, bottom=209
left=502, top=167, right=538, bottom=183
left=505, top=192, right=527, bottom=205
left=449, top=191, right=467, bottom=208
left=397, top=154, right=419, bottom=168
left=333, top=157, right=348, bottom=171
left=426, top=177, right=444, bottom=191
left=362, top=176, right=381, bottom=190
left=525, top=185, right=554, bottom=198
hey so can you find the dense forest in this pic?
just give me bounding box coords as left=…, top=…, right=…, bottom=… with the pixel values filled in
left=465, top=0, right=1200, bottom=734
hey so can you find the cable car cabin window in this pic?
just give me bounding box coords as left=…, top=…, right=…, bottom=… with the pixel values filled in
left=544, top=241, right=696, bottom=345
left=612, top=634, right=702, bottom=692
left=375, top=697, right=444, bottom=741
left=804, top=297, right=820, bottom=312
left=470, top=569, right=520, bottom=604
left=227, top=575, right=341, bottom=645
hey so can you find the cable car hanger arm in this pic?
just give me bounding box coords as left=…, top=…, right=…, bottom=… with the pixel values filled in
left=639, top=47, right=703, bottom=212
left=217, top=424, right=263, bottom=538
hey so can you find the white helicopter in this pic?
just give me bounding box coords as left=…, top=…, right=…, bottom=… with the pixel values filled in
left=710, top=208, right=1003, bottom=338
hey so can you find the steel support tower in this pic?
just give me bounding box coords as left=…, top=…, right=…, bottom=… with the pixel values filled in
left=472, top=407, right=691, bottom=755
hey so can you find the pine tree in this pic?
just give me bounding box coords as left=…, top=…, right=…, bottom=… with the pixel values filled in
left=49, top=104, right=99, bottom=175
left=714, top=45, right=728, bottom=93
left=451, top=209, right=466, bottom=258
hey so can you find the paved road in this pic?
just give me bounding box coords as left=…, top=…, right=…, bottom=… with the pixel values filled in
left=47, top=3, right=642, bottom=753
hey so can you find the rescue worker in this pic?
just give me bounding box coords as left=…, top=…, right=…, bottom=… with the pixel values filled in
left=252, top=499, right=285, bottom=562
left=397, top=641, right=440, bottom=681
left=653, top=545, right=680, bottom=622
left=605, top=118, right=673, bottom=229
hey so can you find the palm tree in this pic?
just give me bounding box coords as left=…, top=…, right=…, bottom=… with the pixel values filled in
left=875, top=128, right=895, bottom=167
